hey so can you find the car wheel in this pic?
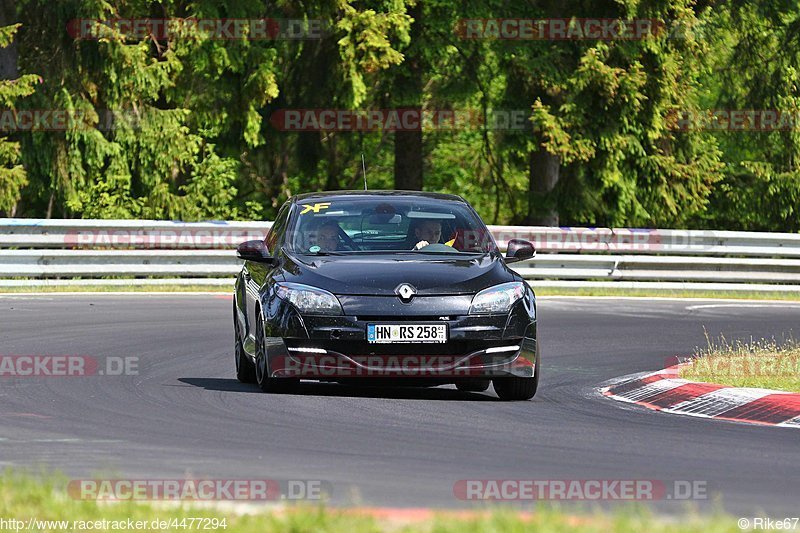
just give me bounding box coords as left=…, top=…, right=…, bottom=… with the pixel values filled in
left=455, top=379, right=491, bottom=392
left=234, top=305, right=257, bottom=383
left=492, top=360, right=539, bottom=401
left=254, top=314, right=298, bottom=394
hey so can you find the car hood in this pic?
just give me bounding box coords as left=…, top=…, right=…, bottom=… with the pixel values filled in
left=280, top=253, right=516, bottom=296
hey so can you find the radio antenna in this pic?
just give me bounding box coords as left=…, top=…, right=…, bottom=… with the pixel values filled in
left=361, top=153, right=368, bottom=190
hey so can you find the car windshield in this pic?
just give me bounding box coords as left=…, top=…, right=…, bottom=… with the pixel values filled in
left=286, top=197, right=497, bottom=255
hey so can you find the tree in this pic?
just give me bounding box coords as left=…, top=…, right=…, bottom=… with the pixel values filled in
left=14, top=0, right=412, bottom=220
left=493, top=1, right=723, bottom=227
left=698, top=1, right=800, bottom=231
left=0, top=20, right=37, bottom=216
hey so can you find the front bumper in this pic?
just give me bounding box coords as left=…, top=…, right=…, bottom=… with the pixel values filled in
left=271, top=338, right=536, bottom=380
left=260, top=292, right=537, bottom=381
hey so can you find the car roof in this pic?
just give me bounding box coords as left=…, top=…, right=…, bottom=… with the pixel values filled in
left=292, top=190, right=467, bottom=203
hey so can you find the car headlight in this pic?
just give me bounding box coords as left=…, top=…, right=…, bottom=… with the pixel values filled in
left=275, top=282, right=343, bottom=315
left=469, top=282, right=525, bottom=314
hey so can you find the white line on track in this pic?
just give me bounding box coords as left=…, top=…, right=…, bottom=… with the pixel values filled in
left=538, top=295, right=800, bottom=304
left=685, top=303, right=800, bottom=310
left=0, top=438, right=125, bottom=443
left=0, top=292, right=229, bottom=297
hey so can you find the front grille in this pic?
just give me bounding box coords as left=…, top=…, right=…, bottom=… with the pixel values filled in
left=356, top=315, right=455, bottom=322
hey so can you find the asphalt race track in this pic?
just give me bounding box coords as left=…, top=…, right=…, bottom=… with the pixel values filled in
left=0, top=294, right=798, bottom=515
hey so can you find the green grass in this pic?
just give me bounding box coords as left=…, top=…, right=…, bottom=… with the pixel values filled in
left=0, top=470, right=748, bottom=532
left=680, top=333, right=800, bottom=392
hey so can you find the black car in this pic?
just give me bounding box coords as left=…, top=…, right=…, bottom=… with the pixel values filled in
left=233, top=191, right=539, bottom=400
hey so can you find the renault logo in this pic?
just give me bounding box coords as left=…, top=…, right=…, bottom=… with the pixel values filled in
left=395, top=283, right=416, bottom=302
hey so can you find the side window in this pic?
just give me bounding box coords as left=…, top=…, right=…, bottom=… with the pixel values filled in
left=265, top=202, right=291, bottom=253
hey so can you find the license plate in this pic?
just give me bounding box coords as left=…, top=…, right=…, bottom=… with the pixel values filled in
left=367, top=324, right=448, bottom=344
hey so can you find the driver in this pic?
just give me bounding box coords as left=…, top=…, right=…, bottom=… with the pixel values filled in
left=412, top=220, right=442, bottom=250
left=308, top=220, right=342, bottom=251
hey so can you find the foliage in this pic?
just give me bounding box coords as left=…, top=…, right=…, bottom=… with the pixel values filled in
left=1, top=1, right=799, bottom=231
left=0, top=23, right=38, bottom=215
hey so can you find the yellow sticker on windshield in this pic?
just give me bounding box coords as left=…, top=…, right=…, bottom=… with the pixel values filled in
left=300, top=202, right=331, bottom=214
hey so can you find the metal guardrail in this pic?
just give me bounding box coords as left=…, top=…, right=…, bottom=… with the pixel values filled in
left=0, top=218, right=272, bottom=248
left=1, top=218, right=800, bottom=291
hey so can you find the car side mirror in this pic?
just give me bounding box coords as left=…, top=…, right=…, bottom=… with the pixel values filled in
left=236, top=240, right=275, bottom=264
left=505, top=239, right=535, bottom=263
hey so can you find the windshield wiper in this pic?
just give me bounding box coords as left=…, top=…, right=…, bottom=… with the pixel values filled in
left=412, top=250, right=483, bottom=254
left=299, top=250, right=349, bottom=256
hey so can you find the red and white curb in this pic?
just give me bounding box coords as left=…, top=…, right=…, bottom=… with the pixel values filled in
left=600, top=365, right=800, bottom=428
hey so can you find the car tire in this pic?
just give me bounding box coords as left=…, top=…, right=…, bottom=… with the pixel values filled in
left=235, top=332, right=257, bottom=384
left=234, top=307, right=257, bottom=384
left=254, top=314, right=298, bottom=394
left=492, top=360, right=539, bottom=401
left=455, top=379, right=491, bottom=392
